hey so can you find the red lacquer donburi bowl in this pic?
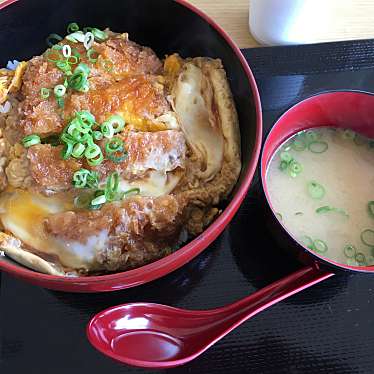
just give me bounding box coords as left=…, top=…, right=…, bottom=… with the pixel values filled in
left=0, top=0, right=262, bottom=292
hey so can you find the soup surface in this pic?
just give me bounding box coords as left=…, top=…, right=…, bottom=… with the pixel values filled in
left=266, top=127, right=374, bottom=267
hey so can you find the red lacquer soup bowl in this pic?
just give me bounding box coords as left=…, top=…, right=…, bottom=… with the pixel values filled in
left=262, top=90, right=374, bottom=276
left=0, top=0, right=262, bottom=292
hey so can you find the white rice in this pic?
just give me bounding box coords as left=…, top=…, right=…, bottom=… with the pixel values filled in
left=6, top=60, right=20, bottom=71
left=0, top=101, right=11, bottom=114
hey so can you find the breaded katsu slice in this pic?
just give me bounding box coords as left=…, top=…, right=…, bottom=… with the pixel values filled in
left=26, top=130, right=186, bottom=193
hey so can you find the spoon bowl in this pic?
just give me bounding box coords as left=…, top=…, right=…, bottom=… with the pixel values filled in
left=87, top=266, right=333, bottom=368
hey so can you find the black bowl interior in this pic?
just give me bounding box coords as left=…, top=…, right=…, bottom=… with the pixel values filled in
left=0, top=0, right=259, bottom=200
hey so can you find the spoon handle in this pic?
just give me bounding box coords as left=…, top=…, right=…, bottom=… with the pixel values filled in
left=214, top=265, right=334, bottom=332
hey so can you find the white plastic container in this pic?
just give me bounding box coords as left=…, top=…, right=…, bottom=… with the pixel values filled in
left=249, top=0, right=350, bottom=46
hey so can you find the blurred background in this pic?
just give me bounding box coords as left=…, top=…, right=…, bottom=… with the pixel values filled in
left=189, top=0, right=374, bottom=48
left=1, top=0, right=373, bottom=48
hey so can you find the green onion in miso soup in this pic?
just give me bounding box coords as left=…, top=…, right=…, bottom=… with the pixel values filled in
left=266, top=127, right=374, bottom=266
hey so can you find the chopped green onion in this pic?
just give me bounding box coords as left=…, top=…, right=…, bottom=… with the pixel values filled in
left=56, top=97, right=64, bottom=108
left=84, top=143, right=101, bottom=159
left=316, top=206, right=332, bottom=214
left=300, top=235, right=314, bottom=250
left=105, top=137, right=124, bottom=154
left=341, top=129, right=355, bottom=140
left=69, top=119, right=90, bottom=135
left=55, top=60, right=72, bottom=74
left=308, top=141, right=328, bottom=153
left=87, top=152, right=104, bottom=166
left=67, top=22, right=80, bottom=33
left=307, top=181, right=325, bottom=199
left=46, top=33, right=63, bottom=47
left=81, top=83, right=90, bottom=93
left=105, top=172, right=119, bottom=201
left=45, top=49, right=63, bottom=63
left=71, top=47, right=81, bottom=59
left=123, top=188, right=140, bottom=197
left=92, top=28, right=108, bottom=42
left=54, top=84, right=66, bottom=98
left=76, top=110, right=95, bottom=126
left=40, top=87, right=50, bottom=99
left=91, top=193, right=106, bottom=206
left=66, top=31, right=85, bottom=43
left=106, top=115, right=125, bottom=133
left=313, top=239, right=328, bottom=253
left=355, top=252, right=367, bottom=264
left=67, top=55, right=79, bottom=65
left=291, top=138, right=306, bottom=151
left=280, top=151, right=292, bottom=163
left=333, top=208, right=349, bottom=218
left=106, top=171, right=119, bottom=191
left=305, top=130, right=320, bottom=143
left=316, top=205, right=348, bottom=217
left=360, top=229, right=374, bottom=247
left=83, top=32, right=94, bottom=50
left=82, top=170, right=97, bottom=188
left=66, top=122, right=92, bottom=141
left=62, top=44, right=72, bottom=58
left=368, top=201, right=374, bottom=219
left=343, top=244, right=356, bottom=258
left=74, top=63, right=90, bottom=75
left=80, top=133, right=94, bottom=144
left=61, top=142, right=73, bottom=159
left=60, top=132, right=76, bottom=145
left=108, top=152, right=127, bottom=163
left=101, top=121, right=115, bottom=138
left=73, top=169, right=90, bottom=188
left=101, top=59, right=114, bottom=72
left=93, top=130, right=103, bottom=141
left=279, top=161, right=288, bottom=171
left=288, top=160, right=303, bottom=177
left=86, top=171, right=99, bottom=189
left=71, top=143, right=85, bottom=158
left=68, top=71, right=88, bottom=91
left=66, top=120, right=80, bottom=135
left=87, top=48, right=99, bottom=63
left=72, top=169, right=99, bottom=189
left=22, top=134, right=41, bottom=148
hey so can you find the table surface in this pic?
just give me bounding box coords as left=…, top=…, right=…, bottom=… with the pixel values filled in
left=3, top=38, right=374, bottom=374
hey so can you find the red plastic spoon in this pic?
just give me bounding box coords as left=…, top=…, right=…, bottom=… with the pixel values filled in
left=87, top=265, right=333, bottom=368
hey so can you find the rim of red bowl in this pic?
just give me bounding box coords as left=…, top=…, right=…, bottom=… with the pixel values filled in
left=261, top=90, right=374, bottom=274
left=0, top=0, right=263, bottom=286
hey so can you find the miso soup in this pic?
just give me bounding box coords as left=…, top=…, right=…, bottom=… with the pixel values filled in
left=266, top=127, right=374, bottom=266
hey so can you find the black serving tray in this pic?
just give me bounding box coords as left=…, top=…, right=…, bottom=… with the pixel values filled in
left=2, top=39, right=374, bottom=374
